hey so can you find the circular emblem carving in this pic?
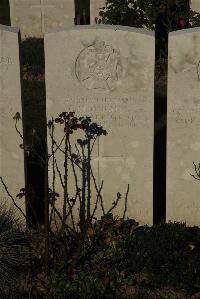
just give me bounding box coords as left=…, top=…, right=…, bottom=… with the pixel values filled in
left=75, top=39, right=122, bottom=92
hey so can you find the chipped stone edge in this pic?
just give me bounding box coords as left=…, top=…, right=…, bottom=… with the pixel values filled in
left=0, top=24, right=19, bottom=34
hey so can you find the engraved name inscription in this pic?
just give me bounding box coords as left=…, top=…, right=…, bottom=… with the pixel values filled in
left=66, top=97, right=148, bottom=128
left=170, top=108, right=200, bottom=127
left=75, top=38, right=123, bottom=92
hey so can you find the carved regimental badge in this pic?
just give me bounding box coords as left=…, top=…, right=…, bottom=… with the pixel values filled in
left=75, top=39, right=122, bottom=92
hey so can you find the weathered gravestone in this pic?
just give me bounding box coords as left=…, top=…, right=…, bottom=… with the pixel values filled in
left=45, top=25, right=155, bottom=225
left=90, top=0, right=106, bottom=24
left=9, top=0, right=75, bottom=38
left=0, top=25, right=25, bottom=213
left=167, top=28, right=200, bottom=226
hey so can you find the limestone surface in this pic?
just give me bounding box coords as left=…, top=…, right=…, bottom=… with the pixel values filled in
left=167, top=28, right=200, bottom=226
left=90, top=0, right=106, bottom=25
left=9, top=0, right=75, bottom=38
left=191, top=0, right=200, bottom=13
left=0, top=25, right=24, bottom=214
left=45, top=25, right=155, bottom=225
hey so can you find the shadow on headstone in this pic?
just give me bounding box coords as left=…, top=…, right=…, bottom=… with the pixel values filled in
left=0, top=0, right=10, bottom=26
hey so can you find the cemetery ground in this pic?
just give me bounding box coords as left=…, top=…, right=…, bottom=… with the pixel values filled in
left=0, top=38, right=199, bottom=299
left=1, top=204, right=200, bottom=299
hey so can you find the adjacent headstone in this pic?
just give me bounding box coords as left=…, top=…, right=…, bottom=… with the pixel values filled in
left=90, top=0, right=106, bottom=24
left=191, top=0, right=200, bottom=13
left=167, top=28, right=200, bottom=226
left=0, top=25, right=25, bottom=213
left=45, top=25, right=155, bottom=225
left=9, top=0, right=75, bottom=38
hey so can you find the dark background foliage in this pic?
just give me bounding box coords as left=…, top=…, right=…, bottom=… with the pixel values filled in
left=0, top=0, right=10, bottom=26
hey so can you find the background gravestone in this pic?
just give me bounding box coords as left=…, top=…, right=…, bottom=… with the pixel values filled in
left=191, top=0, right=200, bottom=12
left=167, top=28, right=200, bottom=226
left=45, top=25, right=155, bottom=225
left=90, top=0, right=106, bottom=24
left=0, top=25, right=25, bottom=214
left=9, top=0, right=75, bottom=38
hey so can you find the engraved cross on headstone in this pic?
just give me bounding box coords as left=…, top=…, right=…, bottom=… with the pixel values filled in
left=91, top=139, right=124, bottom=187
left=93, top=155, right=123, bottom=187
left=30, top=0, right=55, bottom=33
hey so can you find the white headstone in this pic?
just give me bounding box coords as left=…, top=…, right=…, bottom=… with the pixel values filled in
left=167, top=28, right=200, bottom=226
left=0, top=25, right=25, bottom=213
left=45, top=25, right=154, bottom=226
left=9, top=0, right=75, bottom=38
left=90, top=0, right=106, bottom=25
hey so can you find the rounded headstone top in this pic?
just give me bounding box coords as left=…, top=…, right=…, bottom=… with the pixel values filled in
left=169, top=27, right=200, bottom=36
left=45, top=25, right=155, bottom=37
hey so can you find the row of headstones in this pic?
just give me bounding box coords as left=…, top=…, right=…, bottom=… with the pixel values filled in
left=8, top=0, right=200, bottom=39
left=1, top=23, right=200, bottom=227
left=9, top=0, right=107, bottom=39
